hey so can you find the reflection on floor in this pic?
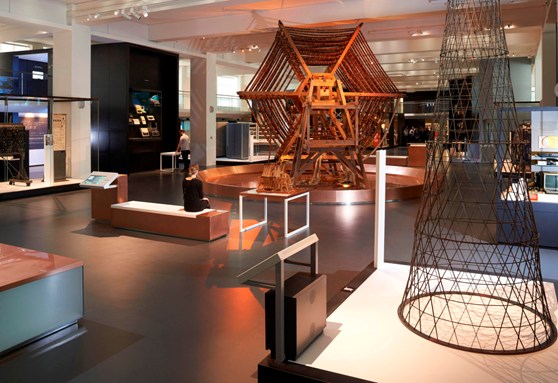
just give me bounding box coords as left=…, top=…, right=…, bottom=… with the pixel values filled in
left=297, top=263, right=558, bottom=383
left=0, top=168, right=556, bottom=383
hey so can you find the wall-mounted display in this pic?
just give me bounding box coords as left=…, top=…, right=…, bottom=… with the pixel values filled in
left=128, top=89, right=162, bottom=140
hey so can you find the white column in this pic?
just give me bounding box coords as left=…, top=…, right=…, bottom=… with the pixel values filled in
left=190, top=53, right=217, bottom=168
left=52, top=24, right=92, bottom=180
left=374, top=150, right=386, bottom=269
left=541, top=23, right=557, bottom=106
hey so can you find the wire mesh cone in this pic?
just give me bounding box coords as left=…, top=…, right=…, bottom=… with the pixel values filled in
left=398, top=0, right=557, bottom=354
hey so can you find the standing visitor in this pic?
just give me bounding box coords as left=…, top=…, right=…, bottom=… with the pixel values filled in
left=176, top=129, right=191, bottom=172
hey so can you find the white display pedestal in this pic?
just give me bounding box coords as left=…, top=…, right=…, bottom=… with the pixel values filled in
left=43, top=134, right=54, bottom=186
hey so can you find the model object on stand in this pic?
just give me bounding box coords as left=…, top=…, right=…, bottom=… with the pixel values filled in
left=398, top=0, right=557, bottom=354
left=239, top=21, right=400, bottom=190
left=0, top=124, right=31, bottom=186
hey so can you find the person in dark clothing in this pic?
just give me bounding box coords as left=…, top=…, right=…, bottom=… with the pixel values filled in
left=183, top=164, right=210, bottom=212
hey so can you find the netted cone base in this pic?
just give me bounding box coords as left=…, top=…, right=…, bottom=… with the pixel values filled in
left=399, top=0, right=558, bottom=355
left=398, top=266, right=557, bottom=354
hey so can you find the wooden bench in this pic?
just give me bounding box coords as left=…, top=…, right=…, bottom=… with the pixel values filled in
left=111, top=201, right=229, bottom=241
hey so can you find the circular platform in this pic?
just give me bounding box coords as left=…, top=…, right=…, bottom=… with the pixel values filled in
left=199, top=164, right=424, bottom=204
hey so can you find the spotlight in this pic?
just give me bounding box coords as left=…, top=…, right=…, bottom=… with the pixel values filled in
left=114, top=10, right=119, bottom=16
left=130, top=8, right=141, bottom=20
left=142, top=6, right=149, bottom=18
left=94, top=13, right=100, bottom=19
left=120, top=9, right=131, bottom=20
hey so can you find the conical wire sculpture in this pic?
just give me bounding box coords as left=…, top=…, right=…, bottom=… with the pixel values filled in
left=398, top=0, right=557, bottom=354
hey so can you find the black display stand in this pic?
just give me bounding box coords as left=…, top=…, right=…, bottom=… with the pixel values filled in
left=226, top=122, right=250, bottom=159
left=0, top=125, right=30, bottom=184
left=91, top=43, right=178, bottom=174
left=265, top=272, right=327, bottom=361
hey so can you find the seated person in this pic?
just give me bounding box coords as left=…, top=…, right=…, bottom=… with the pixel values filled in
left=183, top=164, right=210, bottom=212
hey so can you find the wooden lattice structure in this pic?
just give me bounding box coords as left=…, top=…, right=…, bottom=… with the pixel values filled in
left=238, top=22, right=400, bottom=189
left=256, top=162, right=294, bottom=193
left=398, top=0, right=556, bottom=354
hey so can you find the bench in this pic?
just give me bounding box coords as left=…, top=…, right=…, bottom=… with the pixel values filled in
left=111, top=201, right=229, bottom=241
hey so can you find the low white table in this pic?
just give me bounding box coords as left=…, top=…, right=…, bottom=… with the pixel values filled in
left=160, top=152, right=180, bottom=172
left=239, top=189, right=310, bottom=238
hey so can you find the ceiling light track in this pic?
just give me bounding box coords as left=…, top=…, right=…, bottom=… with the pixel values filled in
left=74, top=0, right=217, bottom=23
left=78, top=2, right=150, bottom=22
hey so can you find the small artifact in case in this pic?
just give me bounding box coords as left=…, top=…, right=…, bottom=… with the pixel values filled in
left=134, top=104, right=146, bottom=114
left=148, top=128, right=160, bottom=137
left=140, top=127, right=150, bottom=137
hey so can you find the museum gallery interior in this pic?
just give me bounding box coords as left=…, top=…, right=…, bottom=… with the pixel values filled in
left=1, top=0, right=558, bottom=382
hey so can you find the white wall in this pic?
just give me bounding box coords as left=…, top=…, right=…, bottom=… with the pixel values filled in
left=510, top=58, right=533, bottom=102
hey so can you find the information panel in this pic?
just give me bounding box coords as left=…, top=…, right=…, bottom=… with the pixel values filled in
left=80, top=171, right=119, bottom=189
left=53, top=114, right=66, bottom=151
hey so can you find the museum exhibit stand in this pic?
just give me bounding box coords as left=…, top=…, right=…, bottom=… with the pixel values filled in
left=236, top=234, right=360, bottom=383
left=84, top=172, right=129, bottom=221
left=0, top=243, right=84, bottom=356
left=82, top=171, right=229, bottom=241
left=407, top=143, right=427, bottom=167
left=0, top=95, right=99, bottom=200
left=239, top=189, right=310, bottom=238
left=91, top=43, right=179, bottom=174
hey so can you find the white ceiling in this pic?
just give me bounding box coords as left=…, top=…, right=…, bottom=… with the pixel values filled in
left=6, top=0, right=558, bottom=92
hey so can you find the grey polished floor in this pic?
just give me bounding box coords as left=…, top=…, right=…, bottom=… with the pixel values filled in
left=0, top=170, right=556, bottom=383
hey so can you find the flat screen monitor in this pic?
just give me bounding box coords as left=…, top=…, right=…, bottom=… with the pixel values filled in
left=544, top=173, right=558, bottom=194
left=80, top=171, right=119, bottom=189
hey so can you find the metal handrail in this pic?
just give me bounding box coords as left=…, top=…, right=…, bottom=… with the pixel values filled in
left=237, top=233, right=319, bottom=362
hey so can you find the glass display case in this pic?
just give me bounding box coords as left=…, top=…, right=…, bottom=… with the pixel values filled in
left=0, top=95, right=99, bottom=183
left=128, top=89, right=162, bottom=140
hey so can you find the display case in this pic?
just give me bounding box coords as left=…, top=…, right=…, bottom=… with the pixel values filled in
left=513, top=106, right=558, bottom=247
left=128, top=89, right=162, bottom=140
left=0, top=95, right=99, bottom=183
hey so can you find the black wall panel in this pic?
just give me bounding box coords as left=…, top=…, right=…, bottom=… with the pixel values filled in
left=92, top=43, right=178, bottom=174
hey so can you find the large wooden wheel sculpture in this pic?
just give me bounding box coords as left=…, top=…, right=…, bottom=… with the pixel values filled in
left=238, top=22, right=400, bottom=189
